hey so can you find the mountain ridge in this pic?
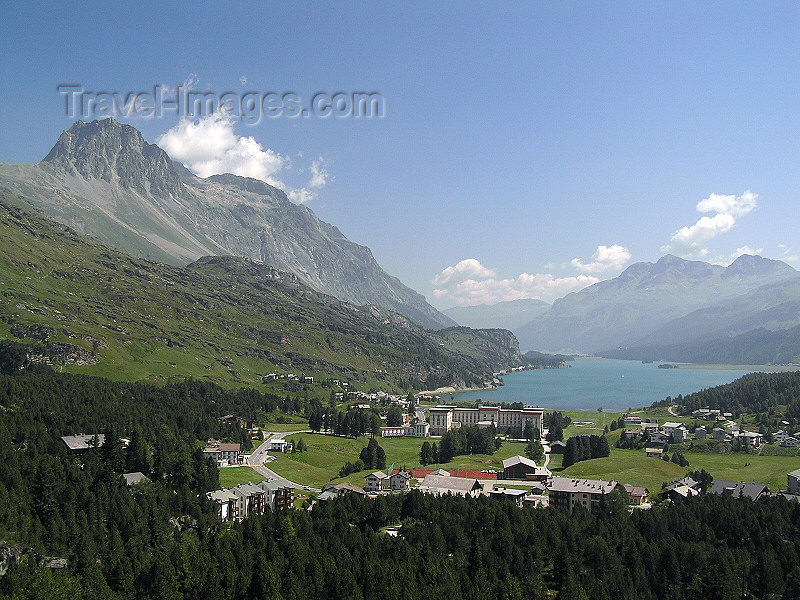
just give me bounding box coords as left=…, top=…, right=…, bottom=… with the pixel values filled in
left=0, top=196, right=521, bottom=389
left=0, top=118, right=455, bottom=330
left=515, top=254, right=800, bottom=356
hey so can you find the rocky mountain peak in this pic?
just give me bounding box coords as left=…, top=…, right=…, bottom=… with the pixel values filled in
left=43, top=118, right=184, bottom=198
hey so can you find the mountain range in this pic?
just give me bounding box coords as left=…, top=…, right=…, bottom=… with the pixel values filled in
left=0, top=197, right=521, bottom=389
left=447, top=254, right=800, bottom=364
left=0, top=118, right=454, bottom=330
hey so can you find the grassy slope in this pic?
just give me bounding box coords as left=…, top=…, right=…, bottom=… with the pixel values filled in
left=265, top=409, right=800, bottom=495
left=266, top=432, right=532, bottom=490
left=0, top=198, right=516, bottom=390
left=218, top=466, right=267, bottom=488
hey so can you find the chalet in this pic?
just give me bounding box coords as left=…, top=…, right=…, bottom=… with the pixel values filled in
left=661, top=477, right=701, bottom=502
left=548, top=477, right=621, bottom=514
left=61, top=434, right=106, bottom=454
left=623, top=484, right=649, bottom=505
left=502, top=455, right=551, bottom=482
left=621, top=428, right=641, bottom=439
left=364, top=471, right=389, bottom=493
left=416, top=474, right=483, bottom=497
left=737, top=431, right=763, bottom=447
left=787, top=469, right=800, bottom=495
left=269, top=439, right=292, bottom=452
left=694, top=426, right=707, bottom=440
left=389, top=470, right=412, bottom=491
left=662, top=422, right=688, bottom=442
left=487, top=488, right=526, bottom=508
left=708, top=480, right=766, bottom=501
left=203, top=442, right=241, bottom=465
left=712, top=427, right=727, bottom=441
left=318, top=482, right=367, bottom=501
left=549, top=440, right=566, bottom=454
left=647, top=432, right=669, bottom=445
left=122, top=472, right=149, bottom=486
left=646, top=447, right=663, bottom=458
left=780, top=437, right=800, bottom=448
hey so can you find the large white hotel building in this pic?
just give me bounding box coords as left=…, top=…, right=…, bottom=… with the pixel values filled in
left=428, top=405, right=543, bottom=437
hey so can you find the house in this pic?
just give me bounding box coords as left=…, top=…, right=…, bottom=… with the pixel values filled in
left=623, top=484, right=649, bottom=505
left=122, top=472, right=149, bottom=486
left=61, top=434, right=106, bottom=454
left=547, top=477, right=621, bottom=513
left=389, top=470, right=411, bottom=491
left=318, top=482, right=367, bottom=501
left=646, top=447, right=663, bottom=458
left=788, top=469, right=800, bottom=495
left=712, top=427, right=727, bottom=441
left=487, top=488, right=526, bottom=507
left=641, top=422, right=660, bottom=433
left=623, top=416, right=643, bottom=425
left=502, top=455, right=551, bottom=481
left=203, top=442, right=241, bottom=465
left=708, top=480, right=766, bottom=501
left=233, top=483, right=267, bottom=516
left=780, top=437, right=800, bottom=448
left=621, top=428, right=641, bottom=439
left=661, top=477, right=701, bottom=502
left=364, top=471, right=389, bottom=493
left=523, top=493, right=549, bottom=508
left=269, top=439, right=292, bottom=452
left=647, top=432, right=669, bottom=446
left=380, top=422, right=430, bottom=438
left=695, top=426, right=707, bottom=440
left=662, top=422, right=688, bottom=442
left=549, top=440, right=566, bottom=454
left=416, top=474, right=483, bottom=497
left=737, top=431, right=763, bottom=447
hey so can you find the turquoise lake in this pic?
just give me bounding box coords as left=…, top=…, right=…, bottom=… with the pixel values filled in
left=449, top=359, right=759, bottom=412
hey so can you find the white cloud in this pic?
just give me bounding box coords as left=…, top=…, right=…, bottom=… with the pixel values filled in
left=308, top=158, right=330, bottom=189
left=662, top=190, right=758, bottom=257
left=443, top=273, right=599, bottom=306
left=571, top=244, right=631, bottom=273
left=709, top=245, right=765, bottom=266
left=156, top=113, right=328, bottom=203
left=433, top=259, right=496, bottom=286
left=432, top=258, right=599, bottom=305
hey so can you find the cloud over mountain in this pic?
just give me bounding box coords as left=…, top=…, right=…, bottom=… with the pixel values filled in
left=663, top=190, right=758, bottom=257
left=571, top=244, right=631, bottom=273
left=156, top=113, right=328, bottom=203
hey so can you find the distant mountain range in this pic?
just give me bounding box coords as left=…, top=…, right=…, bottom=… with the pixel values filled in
left=443, top=298, right=550, bottom=331
left=452, top=254, right=800, bottom=364
left=0, top=118, right=454, bottom=330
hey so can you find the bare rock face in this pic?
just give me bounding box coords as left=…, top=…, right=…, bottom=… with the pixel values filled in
left=0, top=119, right=455, bottom=330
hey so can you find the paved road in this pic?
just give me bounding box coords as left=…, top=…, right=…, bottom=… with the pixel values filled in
left=248, top=430, right=321, bottom=493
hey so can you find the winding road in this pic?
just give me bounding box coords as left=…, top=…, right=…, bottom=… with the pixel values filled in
left=248, top=430, right=322, bottom=493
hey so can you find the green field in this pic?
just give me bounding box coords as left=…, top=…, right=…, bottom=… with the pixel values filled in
left=266, top=432, right=534, bottom=489
left=218, top=466, right=267, bottom=488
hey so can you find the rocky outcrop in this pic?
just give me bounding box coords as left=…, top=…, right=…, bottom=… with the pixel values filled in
left=1, top=119, right=455, bottom=330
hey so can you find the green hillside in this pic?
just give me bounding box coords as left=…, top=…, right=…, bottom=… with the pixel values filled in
left=0, top=197, right=520, bottom=390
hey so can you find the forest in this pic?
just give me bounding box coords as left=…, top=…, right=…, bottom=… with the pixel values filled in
left=2, top=368, right=800, bottom=598
left=654, top=370, right=800, bottom=420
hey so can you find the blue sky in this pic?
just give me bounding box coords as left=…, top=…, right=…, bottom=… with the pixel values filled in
left=2, top=2, right=799, bottom=309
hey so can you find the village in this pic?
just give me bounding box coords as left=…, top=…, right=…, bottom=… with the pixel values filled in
left=187, top=395, right=800, bottom=522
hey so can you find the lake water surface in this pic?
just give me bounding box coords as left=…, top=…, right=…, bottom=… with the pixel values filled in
left=450, top=359, right=757, bottom=412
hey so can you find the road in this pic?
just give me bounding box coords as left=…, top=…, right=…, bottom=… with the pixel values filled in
left=248, top=430, right=321, bottom=493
